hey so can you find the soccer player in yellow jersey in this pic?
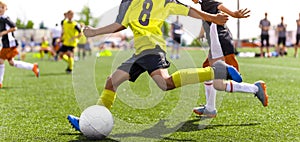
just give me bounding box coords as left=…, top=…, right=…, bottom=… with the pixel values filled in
left=67, top=0, right=242, bottom=132
left=39, top=36, right=55, bottom=60
left=58, top=10, right=82, bottom=73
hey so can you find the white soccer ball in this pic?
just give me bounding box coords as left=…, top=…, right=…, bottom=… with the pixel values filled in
left=79, top=105, right=114, bottom=140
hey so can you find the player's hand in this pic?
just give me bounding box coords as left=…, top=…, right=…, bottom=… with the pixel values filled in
left=212, top=13, right=228, bottom=25
left=83, top=26, right=97, bottom=37
left=234, top=8, right=250, bottom=18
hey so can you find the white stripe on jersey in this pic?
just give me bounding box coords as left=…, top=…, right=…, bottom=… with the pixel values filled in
left=6, top=24, right=17, bottom=47
left=209, top=23, right=223, bottom=59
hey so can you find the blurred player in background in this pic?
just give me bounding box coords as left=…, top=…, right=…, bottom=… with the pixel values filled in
left=77, top=22, right=88, bottom=60
left=57, top=10, right=82, bottom=73
left=39, top=36, right=55, bottom=60
left=0, top=1, right=39, bottom=88
left=170, top=16, right=183, bottom=59
left=276, top=16, right=287, bottom=56
left=294, top=13, right=300, bottom=58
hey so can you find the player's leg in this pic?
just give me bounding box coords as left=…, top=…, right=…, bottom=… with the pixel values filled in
left=266, top=35, right=270, bottom=57
left=213, top=79, right=268, bottom=107
left=282, top=37, right=287, bottom=56
left=97, top=69, right=130, bottom=109
left=68, top=69, right=130, bottom=132
left=83, top=47, right=86, bottom=59
left=260, top=35, right=265, bottom=57
left=151, top=60, right=240, bottom=91
left=8, top=58, right=39, bottom=78
left=40, top=50, right=45, bottom=60
left=195, top=58, right=217, bottom=114
left=0, top=58, right=5, bottom=88
left=7, top=47, right=39, bottom=77
left=193, top=56, right=225, bottom=117
left=67, top=49, right=74, bottom=72
left=294, top=35, right=299, bottom=57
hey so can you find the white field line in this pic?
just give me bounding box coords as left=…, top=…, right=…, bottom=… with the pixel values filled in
left=239, top=63, right=300, bottom=71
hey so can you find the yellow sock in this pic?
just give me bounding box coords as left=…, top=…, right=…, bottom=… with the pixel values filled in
left=48, top=52, right=52, bottom=59
left=68, top=57, right=74, bottom=70
left=97, top=89, right=116, bottom=109
left=62, top=54, right=69, bottom=62
left=171, top=67, right=214, bottom=88
left=40, top=52, right=44, bottom=59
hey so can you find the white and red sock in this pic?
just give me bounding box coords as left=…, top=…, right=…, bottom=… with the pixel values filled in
left=14, top=61, right=34, bottom=70
left=225, top=81, right=258, bottom=93
left=204, top=80, right=216, bottom=111
left=0, top=64, right=4, bottom=84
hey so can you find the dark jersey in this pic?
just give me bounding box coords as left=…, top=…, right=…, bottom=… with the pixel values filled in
left=199, top=0, right=235, bottom=57
left=172, top=21, right=183, bottom=38
left=0, top=15, right=18, bottom=48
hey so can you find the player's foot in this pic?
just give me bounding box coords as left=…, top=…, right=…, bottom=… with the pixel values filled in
left=65, top=68, right=72, bottom=74
left=226, top=65, right=242, bottom=83
left=254, top=81, right=268, bottom=107
left=32, top=63, right=39, bottom=78
left=67, top=115, right=81, bottom=132
left=0, top=83, right=2, bottom=89
left=193, top=105, right=217, bottom=118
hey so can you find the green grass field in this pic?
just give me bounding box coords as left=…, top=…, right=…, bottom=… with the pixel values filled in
left=0, top=47, right=299, bottom=142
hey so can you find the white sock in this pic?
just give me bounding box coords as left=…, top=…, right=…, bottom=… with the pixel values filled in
left=0, top=64, right=4, bottom=84
left=204, top=80, right=216, bottom=111
left=225, top=81, right=258, bottom=93
left=14, top=61, right=34, bottom=70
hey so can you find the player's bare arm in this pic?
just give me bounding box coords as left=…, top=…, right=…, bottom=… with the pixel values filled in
left=83, top=23, right=126, bottom=37
left=188, top=7, right=228, bottom=25
left=0, top=27, right=17, bottom=37
left=218, top=4, right=250, bottom=19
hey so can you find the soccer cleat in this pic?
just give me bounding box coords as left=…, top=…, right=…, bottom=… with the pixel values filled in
left=65, top=68, right=72, bottom=74
left=193, top=105, right=217, bottom=118
left=254, top=81, right=268, bottom=107
left=32, top=63, right=39, bottom=78
left=227, top=65, right=242, bottom=83
left=67, top=115, right=81, bottom=132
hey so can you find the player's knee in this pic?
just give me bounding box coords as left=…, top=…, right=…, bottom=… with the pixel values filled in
left=154, top=77, right=175, bottom=91
left=0, top=59, right=4, bottom=64
left=8, top=60, right=14, bottom=66
left=213, top=79, right=226, bottom=91
left=105, top=76, right=114, bottom=90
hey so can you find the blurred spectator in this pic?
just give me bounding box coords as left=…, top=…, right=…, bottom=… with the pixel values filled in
left=259, top=12, right=271, bottom=57
left=276, top=16, right=287, bottom=56
left=294, top=13, right=300, bottom=58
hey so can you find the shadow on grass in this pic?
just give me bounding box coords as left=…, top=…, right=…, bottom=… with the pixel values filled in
left=60, top=119, right=259, bottom=142
left=59, top=132, right=119, bottom=142
left=111, top=120, right=194, bottom=141
left=37, top=72, right=70, bottom=77
left=0, top=86, right=24, bottom=90
left=177, top=118, right=261, bottom=132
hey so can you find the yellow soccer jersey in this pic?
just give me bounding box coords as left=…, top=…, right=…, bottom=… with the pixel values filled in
left=116, top=0, right=189, bottom=55
left=41, top=41, right=49, bottom=49
left=62, top=20, right=81, bottom=47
